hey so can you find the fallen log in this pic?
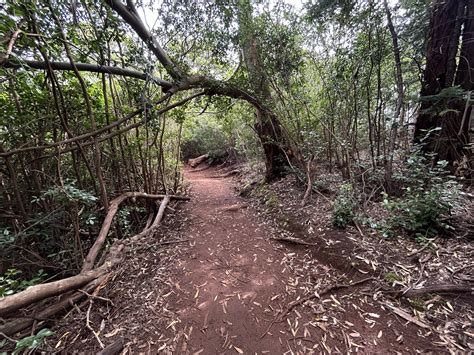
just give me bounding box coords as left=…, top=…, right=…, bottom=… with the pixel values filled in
left=0, top=193, right=188, bottom=334
left=270, top=236, right=317, bottom=246
left=0, top=270, right=101, bottom=317
left=188, top=154, right=209, bottom=168
left=0, top=244, right=124, bottom=318
left=129, top=195, right=170, bottom=241
left=0, top=277, right=102, bottom=336
left=82, top=192, right=188, bottom=272
left=0, top=244, right=124, bottom=336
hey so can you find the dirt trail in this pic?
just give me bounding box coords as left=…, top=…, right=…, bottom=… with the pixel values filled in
left=168, top=167, right=313, bottom=353
left=162, top=168, right=436, bottom=354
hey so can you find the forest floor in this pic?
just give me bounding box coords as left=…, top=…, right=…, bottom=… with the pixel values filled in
left=45, top=166, right=473, bottom=354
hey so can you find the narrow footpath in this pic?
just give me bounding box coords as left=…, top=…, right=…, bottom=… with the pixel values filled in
left=159, top=168, right=435, bottom=354
left=166, top=167, right=316, bottom=353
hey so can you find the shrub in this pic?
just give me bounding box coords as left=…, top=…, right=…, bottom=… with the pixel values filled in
left=381, top=148, right=460, bottom=240
left=331, top=183, right=357, bottom=228
left=0, top=268, right=47, bottom=297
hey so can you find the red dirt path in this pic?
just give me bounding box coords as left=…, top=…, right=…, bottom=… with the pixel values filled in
left=161, top=168, right=439, bottom=354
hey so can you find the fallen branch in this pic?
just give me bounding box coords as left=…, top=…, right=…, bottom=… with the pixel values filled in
left=82, top=193, right=188, bottom=272
left=0, top=244, right=123, bottom=318
left=0, top=193, right=187, bottom=334
left=0, top=278, right=100, bottom=336
left=270, top=236, right=317, bottom=247
left=0, top=270, right=101, bottom=317
left=188, top=154, right=209, bottom=168
left=401, top=284, right=473, bottom=297
left=131, top=195, right=171, bottom=240
left=385, top=303, right=430, bottom=329
left=0, top=244, right=124, bottom=336
left=407, top=237, right=437, bottom=257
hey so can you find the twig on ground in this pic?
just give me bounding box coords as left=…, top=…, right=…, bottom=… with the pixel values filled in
left=85, top=301, right=104, bottom=349
left=77, top=289, right=114, bottom=306
left=407, top=238, right=437, bottom=257
left=270, top=236, right=317, bottom=246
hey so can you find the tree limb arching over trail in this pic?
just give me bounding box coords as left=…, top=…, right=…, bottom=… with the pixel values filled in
left=1, top=0, right=290, bottom=181
left=1, top=0, right=473, bottom=353
left=104, top=0, right=290, bottom=180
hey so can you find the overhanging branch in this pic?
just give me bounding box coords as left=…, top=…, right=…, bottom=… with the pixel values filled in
left=1, top=59, right=173, bottom=90
left=1, top=90, right=206, bottom=159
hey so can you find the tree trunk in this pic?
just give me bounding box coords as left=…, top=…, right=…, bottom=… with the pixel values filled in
left=255, top=110, right=288, bottom=181
left=414, top=0, right=472, bottom=173
left=238, top=0, right=289, bottom=180
left=384, top=0, right=405, bottom=191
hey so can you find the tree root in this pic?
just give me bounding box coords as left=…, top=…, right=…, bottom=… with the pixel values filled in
left=401, top=284, right=473, bottom=297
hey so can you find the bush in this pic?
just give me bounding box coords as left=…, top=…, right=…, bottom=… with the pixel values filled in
left=0, top=268, right=47, bottom=297
left=181, top=120, right=229, bottom=160
left=331, top=183, right=357, bottom=228
left=381, top=149, right=460, bottom=240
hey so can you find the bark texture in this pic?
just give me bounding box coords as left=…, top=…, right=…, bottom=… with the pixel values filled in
left=415, top=0, right=473, bottom=175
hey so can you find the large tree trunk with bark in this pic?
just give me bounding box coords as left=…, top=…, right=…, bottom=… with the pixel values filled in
left=415, top=0, right=473, bottom=176
left=255, top=110, right=288, bottom=181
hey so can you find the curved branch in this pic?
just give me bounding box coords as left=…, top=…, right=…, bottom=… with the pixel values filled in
left=1, top=59, right=173, bottom=90
left=2, top=90, right=206, bottom=159
left=0, top=93, right=172, bottom=157
left=82, top=192, right=188, bottom=272
left=105, top=0, right=184, bottom=80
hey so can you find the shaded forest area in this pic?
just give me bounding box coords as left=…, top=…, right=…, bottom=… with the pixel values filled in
left=0, top=0, right=473, bottom=353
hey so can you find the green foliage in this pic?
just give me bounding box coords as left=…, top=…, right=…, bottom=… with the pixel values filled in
left=331, top=183, right=357, bottom=228
left=408, top=297, right=426, bottom=311
left=34, top=182, right=98, bottom=206
left=0, top=269, right=47, bottom=297
left=13, top=328, right=54, bottom=354
left=384, top=271, right=403, bottom=284
left=182, top=119, right=229, bottom=159
left=420, top=86, right=465, bottom=117
left=381, top=149, right=460, bottom=240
